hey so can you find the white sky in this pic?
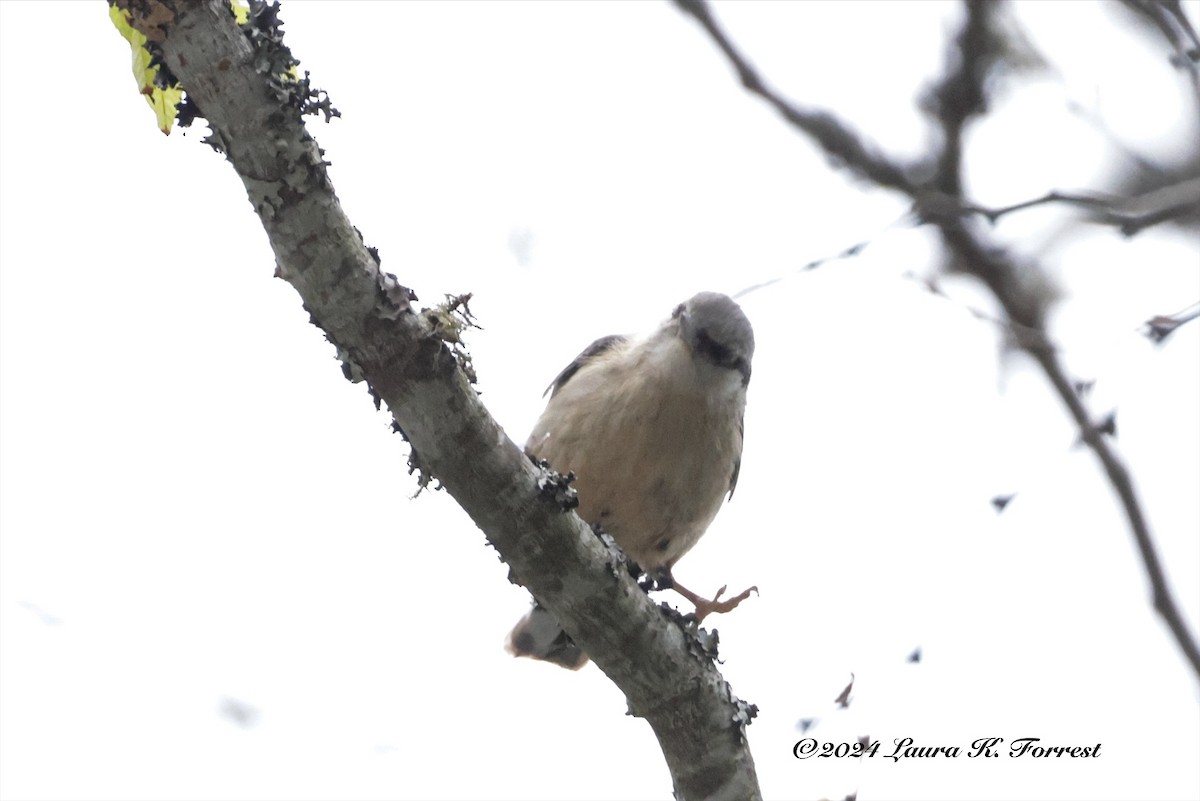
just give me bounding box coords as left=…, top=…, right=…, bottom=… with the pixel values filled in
left=1, top=2, right=1198, bottom=800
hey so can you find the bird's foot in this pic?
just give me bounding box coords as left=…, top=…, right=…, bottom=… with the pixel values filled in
left=672, top=582, right=758, bottom=623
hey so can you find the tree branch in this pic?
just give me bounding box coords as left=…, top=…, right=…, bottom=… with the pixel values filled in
left=925, top=2, right=1200, bottom=679
left=116, top=2, right=761, bottom=798
left=1118, top=0, right=1200, bottom=107
left=673, top=0, right=921, bottom=196
left=677, top=0, right=1200, bottom=683
left=923, top=0, right=997, bottom=195
left=931, top=219, right=1200, bottom=683
left=923, top=0, right=1200, bottom=682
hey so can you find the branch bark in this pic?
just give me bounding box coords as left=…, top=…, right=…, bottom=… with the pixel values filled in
left=114, top=2, right=761, bottom=798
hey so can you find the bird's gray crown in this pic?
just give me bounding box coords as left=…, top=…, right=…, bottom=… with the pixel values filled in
left=673, top=292, right=754, bottom=383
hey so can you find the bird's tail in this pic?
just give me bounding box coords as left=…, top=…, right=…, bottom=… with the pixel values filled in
left=506, top=602, right=589, bottom=670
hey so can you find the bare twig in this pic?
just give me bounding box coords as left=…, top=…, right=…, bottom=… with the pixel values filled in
left=903, top=269, right=1056, bottom=354
left=734, top=218, right=1060, bottom=354
left=1034, top=345, right=1200, bottom=676
left=1143, top=301, right=1200, bottom=344
left=733, top=213, right=911, bottom=300
left=1117, top=0, right=1200, bottom=106
left=934, top=220, right=1200, bottom=682
left=958, top=177, right=1200, bottom=235
left=1163, top=0, right=1200, bottom=60
left=964, top=190, right=1121, bottom=220
left=1065, top=97, right=1165, bottom=176
left=677, top=0, right=1200, bottom=683
left=925, top=1, right=1200, bottom=681
left=673, top=0, right=920, bottom=196
left=1120, top=0, right=1200, bottom=67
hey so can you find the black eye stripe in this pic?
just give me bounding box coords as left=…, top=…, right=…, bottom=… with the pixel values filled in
left=694, top=330, right=752, bottom=385
left=696, top=330, right=734, bottom=365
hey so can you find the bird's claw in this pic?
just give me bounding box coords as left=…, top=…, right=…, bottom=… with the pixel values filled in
left=674, top=582, right=758, bottom=623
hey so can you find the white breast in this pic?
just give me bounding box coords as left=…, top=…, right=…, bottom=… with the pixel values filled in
left=526, top=333, right=745, bottom=570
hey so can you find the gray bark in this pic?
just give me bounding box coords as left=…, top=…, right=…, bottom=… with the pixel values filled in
left=114, top=2, right=762, bottom=798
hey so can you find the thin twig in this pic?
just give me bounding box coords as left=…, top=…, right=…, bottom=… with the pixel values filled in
left=958, top=179, right=1200, bottom=235
left=1117, top=0, right=1200, bottom=107
left=1143, top=301, right=1200, bottom=344
left=734, top=215, right=1058, bottom=354
left=904, top=270, right=1056, bottom=354
left=733, top=212, right=911, bottom=300
left=964, top=190, right=1118, bottom=221
left=937, top=221, right=1200, bottom=682
left=1065, top=97, right=1165, bottom=176
left=1163, top=0, right=1200, bottom=57
left=1032, top=346, right=1200, bottom=677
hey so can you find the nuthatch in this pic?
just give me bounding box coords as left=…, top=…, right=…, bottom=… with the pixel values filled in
left=509, top=292, right=756, bottom=669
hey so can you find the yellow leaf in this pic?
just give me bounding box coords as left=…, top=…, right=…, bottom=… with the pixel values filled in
left=148, top=86, right=185, bottom=135
left=109, top=4, right=182, bottom=134
left=230, top=0, right=250, bottom=25
left=108, top=3, right=136, bottom=40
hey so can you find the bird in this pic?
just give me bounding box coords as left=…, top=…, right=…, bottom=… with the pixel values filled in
left=508, top=291, right=756, bottom=669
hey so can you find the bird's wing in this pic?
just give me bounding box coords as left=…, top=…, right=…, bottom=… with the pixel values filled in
left=544, top=334, right=628, bottom=398
left=728, top=411, right=744, bottom=500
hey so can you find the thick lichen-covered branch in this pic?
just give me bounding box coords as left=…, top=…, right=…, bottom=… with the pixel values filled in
left=113, top=1, right=761, bottom=797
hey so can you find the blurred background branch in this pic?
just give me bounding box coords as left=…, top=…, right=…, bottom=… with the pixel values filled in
left=677, top=0, right=1200, bottom=683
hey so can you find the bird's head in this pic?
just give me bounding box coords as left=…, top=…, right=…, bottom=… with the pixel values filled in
left=672, top=292, right=754, bottom=386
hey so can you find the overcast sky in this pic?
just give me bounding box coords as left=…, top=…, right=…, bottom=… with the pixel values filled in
left=1, top=2, right=1198, bottom=800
